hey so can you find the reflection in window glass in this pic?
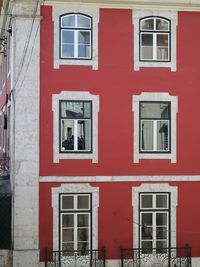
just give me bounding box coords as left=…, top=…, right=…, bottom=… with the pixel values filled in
left=140, top=102, right=170, bottom=152
left=60, top=101, right=92, bottom=152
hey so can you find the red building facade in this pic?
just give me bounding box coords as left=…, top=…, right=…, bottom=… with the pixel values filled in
left=1, top=1, right=200, bottom=266
left=39, top=3, right=200, bottom=267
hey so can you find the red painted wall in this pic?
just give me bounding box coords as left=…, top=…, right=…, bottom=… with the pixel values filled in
left=39, top=6, right=200, bottom=260
left=39, top=181, right=200, bottom=259
left=40, top=7, right=200, bottom=176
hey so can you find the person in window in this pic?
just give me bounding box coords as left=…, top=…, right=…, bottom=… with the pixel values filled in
left=62, top=127, right=74, bottom=150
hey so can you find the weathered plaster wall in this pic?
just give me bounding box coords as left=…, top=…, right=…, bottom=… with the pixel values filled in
left=10, top=1, right=40, bottom=267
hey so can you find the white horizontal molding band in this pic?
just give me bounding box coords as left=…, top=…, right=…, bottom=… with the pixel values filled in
left=40, top=175, right=200, bottom=182
left=44, top=0, right=200, bottom=11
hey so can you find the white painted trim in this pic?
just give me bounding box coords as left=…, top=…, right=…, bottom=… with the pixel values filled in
left=132, top=10, right=177, bottom=71
left=52, top=4, right=99, bottom=70
left=44, top=0, right=200, bottom=12
left=132, top=92, right=178, bottom=163
left=40, top=175, right=200, bottom=182
left=132, top=183, right=177, bottom=249
left=52, top=183, right=99, bottom=251
left=52, top=91, right=99, bottom=163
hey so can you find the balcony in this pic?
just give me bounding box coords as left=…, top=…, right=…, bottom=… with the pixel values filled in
left=45, top=247, right=106, bottom=267
left=121, top=245, right=191, bottom=267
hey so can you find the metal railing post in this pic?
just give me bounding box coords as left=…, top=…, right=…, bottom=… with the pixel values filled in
left=45, top=247, right=48, bottom=267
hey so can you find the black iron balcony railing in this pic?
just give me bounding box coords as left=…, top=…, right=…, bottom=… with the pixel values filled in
left=45, top=247, right=106, bottom=267
left=121, top=245, right=192, bottom=267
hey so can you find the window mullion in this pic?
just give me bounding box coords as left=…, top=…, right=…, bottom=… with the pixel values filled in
left=153, top=120, right=157, bottom=151
left=74, top=31, right=78, bottom=58
left=74, top=213, right=77, bottom=251
left=74, top=120, right=78, bottom=151
left=153, top=212, right=156, bottom=249
left=153, top=33, right=157, bottom=60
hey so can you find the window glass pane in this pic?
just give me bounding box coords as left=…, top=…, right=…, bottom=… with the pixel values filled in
left=140, top=102, right=170, bottom=119
left=141, top=121, right=153, bottom=151
left=157, top=34, right=168, bottom=60
left=61, top=31, right=74, bottom=58
left=62, top=243, right=74, bottom=255
left=156, top=19, right=169, bottom=31
left=62, top=44, right=74, bottom=58
left=62, top=214, right=74, bottom=226
left=141, top=33, right=153, bottom=59
left=61, top=120, right=74, bottom=151
left=142, top=241, right=152, bottom=254
left=77, top=242, right=89, bottom=253
left=77, top=15, right=91, bottom=28
left=63, top=229, right=74, bottom=242
left=78, top=31, right=90, bottom=45
left=156, top=227, right=167, bottom=239
left=156, top=195, right=168, bottom=208
left=62, top=196, right=74, bottom=209
left=142, top=226, right=152, bottom=240
left=84, top=102, right=92, bottom=118
left=157, top=121, right=169, bottom=151
left=77, top=120, right=91, bottom=150
left=156, top=213, right=167, bottom=226
left=78, top=45, right=91, bottom=58
left=142, top=213, right=152, bottom=226
left=77, top=195, right=90, bottom=209
left=62, top=30, right=74, bottom=44
left=78, top=228, right=89, bottom=241
left=61, top=15, right=75, bottom=27
left=141, top=195, right=153, bottom=208
left=61, top=102, right=84, bottom=119
left=141, top=19, right=154, bottom=30
left=156, top=241, right=167, bottom=254
left=142, top=33, right=153, bottom=46
left=77, top=214, right=89, bottom=227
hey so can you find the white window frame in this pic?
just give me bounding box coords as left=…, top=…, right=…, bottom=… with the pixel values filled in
left=140, top=102, right=170, bottom=153
left=60, top=14, right=92, bottom=59
left=133, top=10, right=177, bottom=71
left=60, top=100, right=92, bottom=153
left=52, top=91, right=99, bottom=163
left=53, top=5, right=99, bottom=69
left=132, top=92, right=178, bottom=163
left=140, top=17, right=170, bottom=62
left=60, top=194, right=91, bottom=252
left=52, top=184, right=99, bottom=251
left=140, top=193, right=169, bottom=253
left=132, top=183, right=177, bottom=250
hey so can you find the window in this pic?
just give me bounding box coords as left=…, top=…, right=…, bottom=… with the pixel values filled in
left=132, top=183, right=178, bottom=255
left=52, top=91, right=99, bottom=163
left=60, top=14, right=92, bottom=59
left=132, top=93, right=178, bottom=163
left=60, top=193, right=91, bottom=254
left=132, top=11, right=177, bottom=71
left=140, top=102, right=170, bottom=152
left=53, top=5, right=99, bottom=69
left=140, top=17, right=170, bottom=62
left=52, top=184, right=99, bottom=252
left=60, top=101, right=92, bottom=152
left=139, top=193, right=169, bottom=254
